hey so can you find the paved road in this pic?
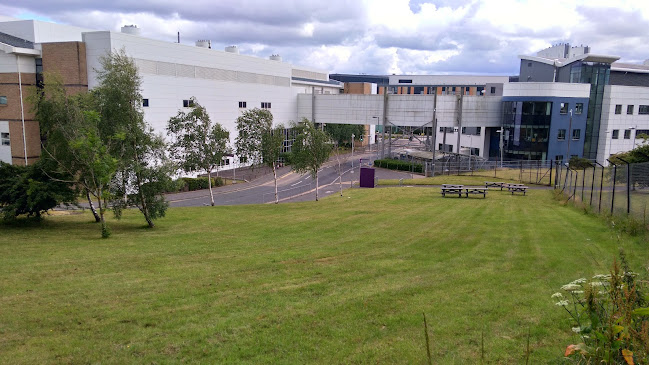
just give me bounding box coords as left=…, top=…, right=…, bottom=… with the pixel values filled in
left=166, top=151, right=420, bottom=207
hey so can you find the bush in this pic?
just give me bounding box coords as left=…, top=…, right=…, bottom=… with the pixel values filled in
left=178, top=177, right=224, bottom=192
left=553, top=250, right=649, bottom=364
left=373, top=158, right=423, bottom=173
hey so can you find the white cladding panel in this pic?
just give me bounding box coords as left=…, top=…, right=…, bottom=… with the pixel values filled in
left=598, top=85, right=649, bottom=164
left=0, top=20, right=87, bottom=43
left=503, top=82, right=590, bottom=98
left=0, top=121, right=10, bottom=164
left=389, top=75, right=509, bottom=85
left=0, top=52, right=36, bottom=73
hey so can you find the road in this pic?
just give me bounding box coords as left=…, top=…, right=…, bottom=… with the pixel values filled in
left=166, top=150, right=419, bottom=207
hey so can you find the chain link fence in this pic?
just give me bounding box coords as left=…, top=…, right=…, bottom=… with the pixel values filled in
left=431, top=159, right=554, bottom=186
left=555, top=161, right=649, bottom=227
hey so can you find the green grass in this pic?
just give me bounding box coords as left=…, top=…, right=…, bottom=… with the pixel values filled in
left=1, top=188, right=647, bottom=364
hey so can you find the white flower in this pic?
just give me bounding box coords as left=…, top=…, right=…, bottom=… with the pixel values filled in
left=555, top=300, right=569, bottom=306
left=592, top=274, right=610, bottom=280
left=573, top=290, right=584, bottom=294
left=572, top=327, right=581, bottom=333
left=551, top=292, right=563, bottom=299
left=561, top=284, right=581, bottom=291
left=571, top=278, right=587, bottom=285
left=590, top=281, right=604, bottom=287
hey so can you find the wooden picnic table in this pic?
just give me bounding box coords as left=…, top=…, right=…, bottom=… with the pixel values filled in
left=441, top=185, right=488, bottom=198
left=506, top=184, right=528, bottom=195
left=485, top=181, right=507, bottom=190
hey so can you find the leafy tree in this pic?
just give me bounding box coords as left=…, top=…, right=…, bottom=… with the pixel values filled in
left=0, top=159, right=78, bottom=221
left=235, top=108, right=285, bottom=203
left=324, top=124, right=365, bottom=147
left=94, top=50, right=170, bottom=228
left=609, top=139, right=649, bottom=188
left=167, top=97, right=230, bottom=206
left=290, top=118, right=333, bottom=201
left=31, top=75, right=119, bottom=237
left=262, top=123, right=285, bottom=203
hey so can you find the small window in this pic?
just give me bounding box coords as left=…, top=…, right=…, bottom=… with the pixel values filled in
left=555, top=155, right=564, bottom=162
left=142, top=98, right=149, bottom=107
left=398, top=79, right=412, bottom=83
left=575, top=103, right=583, bottom=115
left=624, top=130, right=631, bottom=139
left=0, top=96, right=6, bottom=105
left=1, top=132, right=9, bottom=146
left=528, top=62, right=532, bottom=67
left=490, top=87, right=496, bottom=94
left=615, top=104, right=622, bottom=114
left=560, top=103, right=569, bottom=115
left=612, top=129, right=619, bottom=139
left=627, top=105, right=634, bottom=115
left=238, top=101, right=247, bottom=108
left=183, top=99, right=194, bottom=108
left=639, top=105, right=649, bottom=114
left=558, top=129, right=566, bottom=140
left=572, top=129, right=581, bottom=140
left=261, top=102, right=271, bottom=109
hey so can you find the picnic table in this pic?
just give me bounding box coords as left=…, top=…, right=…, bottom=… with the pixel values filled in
left=485, top=181, right=507, bottom=190
left=441, top=184, right=488, bottom=198
left=505, top=183, right=528, bottom=195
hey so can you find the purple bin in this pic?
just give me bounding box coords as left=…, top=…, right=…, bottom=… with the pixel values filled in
left=359, top=167, right=375, bottom=188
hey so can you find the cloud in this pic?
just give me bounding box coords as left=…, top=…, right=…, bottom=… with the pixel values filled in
left=2, top=0, right=649, bottom=75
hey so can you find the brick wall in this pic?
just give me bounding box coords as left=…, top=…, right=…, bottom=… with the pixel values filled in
left=41, top=42, right=88, bottom=91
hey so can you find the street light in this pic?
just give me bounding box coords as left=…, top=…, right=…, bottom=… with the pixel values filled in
left=566, top=108, right=573, bottom=161
left=351, top=133, right=355, bottom=173
left=496, top=127, right=504, bottom=168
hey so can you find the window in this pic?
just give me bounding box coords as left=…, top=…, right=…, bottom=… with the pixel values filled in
left=528, top=62, right=532, bottom=67
left=461, top=127, right=481, bottom=135
left=182, top=99, right=194, bottom=108
left=612, top=129, right=619, bottom=139
left=555, top=155, right=564, bottom=162
left=398, top=79, right=412, bottom=83
left=615, top=104, right=622, bottom=114
left=142, top=98, right=149, bottom=107
left=261, top=102, right=271, bottom=109
left=624, top=129, right=631, bottom=139
left=490, top=87, right=496, bottom=94
left=636, top=129, right=649, bottom=138
left=572, top=129, right=581, bottom=140
left=558, top=129, right=566, bottom=140
left=238, top=101, right=247, bottom=108
left=560, top=103, right=569, bottom=115
left=627, top=105, right=634, bottom=115
left=1, top=132, right=9, bottom=146
left=575, top=103, right=583, bottom=115
left=639, top=105, right=649, bottom=114
left=0, top=96, right=6, bottom=106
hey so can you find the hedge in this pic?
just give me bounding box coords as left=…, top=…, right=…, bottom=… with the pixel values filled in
left=168, top=177, right=225, bottom=192
left=373, top=159, right=423, bottom=173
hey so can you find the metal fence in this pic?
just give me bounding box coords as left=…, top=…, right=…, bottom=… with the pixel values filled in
left=431, top=159, right=555, bottom=186
left=555, top=161, right=649, bottom=226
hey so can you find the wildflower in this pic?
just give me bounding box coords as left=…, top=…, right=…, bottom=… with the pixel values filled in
left=589, top=281, right=604, bottom=287
left=551, top=292, right=563, bottom=299
left=571, top=278, right=587, bottom=285
left=571, top=327, right=581, bottom=333
left=561, top=284, right=581, bottom=291
left=592, top=274, right=610, bottom=280
left=555, top=300, right=569, bottom=306
left=573, top=290, right=584, bottom=294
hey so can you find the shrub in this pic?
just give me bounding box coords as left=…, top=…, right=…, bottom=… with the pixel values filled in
left=553, top=250, right=649, bottom=364
left=373, top=159, right=423, bottom=173
left=174, top=177, right=225, bottom=192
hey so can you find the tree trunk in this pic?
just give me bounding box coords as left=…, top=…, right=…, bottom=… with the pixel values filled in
left=97, top=188, right=109, bottom=238
left=315, top=170, right=319, bottom=201
left=86, top=189, right=101, bottom=223
left=133, top=146, right=154, bottom=228
left=337, top=151, right=343, bottom=196
left=273, top=164, right=279, bottom=204
left=208, top=169, right=215, bottom=206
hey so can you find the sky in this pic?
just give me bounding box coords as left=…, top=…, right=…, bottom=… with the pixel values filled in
left=2, top=0, right=649, bottom=76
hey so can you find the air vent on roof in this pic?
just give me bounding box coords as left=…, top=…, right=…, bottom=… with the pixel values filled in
left=121, top=25, right=141, bottom=36
left=196, top=40, right=211, bottom=48
left=225, top=45, right=239, bottom=54
left=269, top=54, right=282, bottom=62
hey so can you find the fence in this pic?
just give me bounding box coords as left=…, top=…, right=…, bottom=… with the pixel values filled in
left=554, top=160, right=649, bottom=226
left=431, top=159, right=555, bottom=186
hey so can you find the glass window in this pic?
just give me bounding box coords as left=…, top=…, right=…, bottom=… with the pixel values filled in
left=1, top=132, right=9, bottom=146
left=0, top=96, right=6, bottom=105
left=639, top=105, right=649, bottom=114
left=398, top=79, right=412, bottom=83
left=142, top=99, right=149, bottom=107
left=558, top=129, right=566, bottom=140
left=636, top=129, right=649, bottom=138
left=615, top=104, right=622, bottom=114
left=555, top=155, right=564, bottom=162
left=624, top=130, right=631, bottom=139
left=575, top=103, right=583, bottom=115
left=490, top=87, right=496, bottom=94
left=627, top=105, right=634, bottom=115
left=612, top=130, right=619, bottom=139
left=560, top=103, right=569, bottom=115
left=572, top=129, right=581, bottom=140
left=238, top=101, right=247, bottom=108
left=182, top=99, right=194, bottom=108
left=261, top=102, right=271, bottom=109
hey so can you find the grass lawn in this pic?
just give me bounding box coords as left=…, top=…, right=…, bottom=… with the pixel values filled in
left=1, top=188, right=647, bottom=364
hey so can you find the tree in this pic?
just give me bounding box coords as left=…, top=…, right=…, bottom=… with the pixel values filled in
left=290, top=118, right=333, bottom=201
left=93, top=49, right=170, bottom=228
left=167, top=97, right=230, bottom=206
left=261, top=123, right=285, bottom=203
left=609, top=138, right=649, bottom=188
left=235, top=108, right=285, bottom=203
left=0, top=159, right=78, bottom=221
left=31, top=75, right=119, bottom=237
left=324, top=123, right=365, bottom=147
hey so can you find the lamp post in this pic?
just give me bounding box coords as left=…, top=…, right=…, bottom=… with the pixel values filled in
left=631, top=126, right=637, bottom=149
left=496, top=127, right=504, bottom=168
left=606, top=130, right=612, bottom=165
left=351, top=133, right=355, bottom=173
left=566, top=108, right=573, bottom=162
